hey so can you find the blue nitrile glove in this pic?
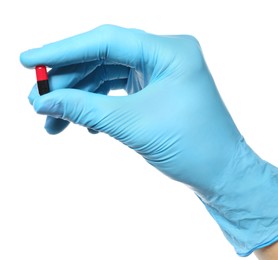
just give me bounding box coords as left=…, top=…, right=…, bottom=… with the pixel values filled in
left=20, top=25, right=278, bottom=256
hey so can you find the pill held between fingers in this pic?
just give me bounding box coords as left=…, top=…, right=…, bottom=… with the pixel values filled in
left=35, top=65, right=50, bottom=95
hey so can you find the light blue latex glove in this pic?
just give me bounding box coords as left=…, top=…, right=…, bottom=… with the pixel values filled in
left=20, top=25, right=278, bottom=256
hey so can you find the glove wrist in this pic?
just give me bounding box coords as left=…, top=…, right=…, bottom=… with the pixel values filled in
left=196, top=138, right=278, bottom=256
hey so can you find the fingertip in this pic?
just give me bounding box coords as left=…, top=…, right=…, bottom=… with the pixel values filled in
left=28, top=85, right=39, bottom=105
left=32, top=96, right=46, bottom=114
left=20, top=49, right=37, bottom=68
left=44, top=117, right=70, bottom=135
left=88, top=128, right=99, bottom=134
left=19, top=51, right=29, bottom=68
left=44, top=125, right=60, bottom=135
left=32, top=93, right=62, bottom=118
left=20, top=47, right=50, bottom=68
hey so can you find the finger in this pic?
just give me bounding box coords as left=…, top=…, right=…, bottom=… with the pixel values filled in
left=74, top=65, right=145, bottom=95
left=73, top=64, right=130, bottom=92
left=44, top=117, right=70, bottom=135
left=20, top=24, right=147, bottom=69
left=32, top=88, right=132, bottom=137
left=43, top=77, right=128, bottom=135
left=48, top=61, right=102, bottom=90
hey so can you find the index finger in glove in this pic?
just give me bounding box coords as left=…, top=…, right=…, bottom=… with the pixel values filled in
left=20, top=25, right=147, bottom=69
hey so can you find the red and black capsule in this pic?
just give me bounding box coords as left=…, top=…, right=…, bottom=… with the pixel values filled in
left=35, top=65, right=50, bottom=95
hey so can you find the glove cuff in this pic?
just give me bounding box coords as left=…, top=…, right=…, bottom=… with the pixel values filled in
left=197, top=138, right=278, bottom=256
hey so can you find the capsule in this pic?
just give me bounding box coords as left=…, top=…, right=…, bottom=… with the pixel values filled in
left=35, top=65, right=50, bottom=95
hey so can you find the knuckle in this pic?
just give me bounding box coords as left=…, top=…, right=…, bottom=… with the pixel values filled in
left=178, top=35, right=205, bottom=70
left=95, top=24, right=118, bottom=34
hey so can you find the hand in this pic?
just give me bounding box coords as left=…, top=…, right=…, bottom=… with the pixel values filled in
left=20, top=24, right=278, bottom=257
left=20, top=24, right=240, bottom=183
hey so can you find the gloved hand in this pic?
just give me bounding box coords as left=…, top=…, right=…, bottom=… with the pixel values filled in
left=20, top=24, right=278, bottom=256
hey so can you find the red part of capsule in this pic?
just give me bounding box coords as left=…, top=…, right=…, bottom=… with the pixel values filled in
left=35, top=66, right=48, bottom=81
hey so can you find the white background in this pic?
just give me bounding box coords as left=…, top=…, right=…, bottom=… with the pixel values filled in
left=0, top=0, right=277, bottom=259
